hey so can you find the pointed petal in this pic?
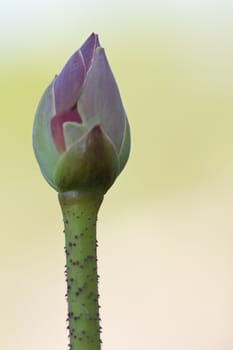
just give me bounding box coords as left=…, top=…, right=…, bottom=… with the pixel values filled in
left=95, top=34, right=100, bottom=47
left=54, top=125, right=119, bottom=193
left=54, top=50, right=86, bottom=113
left=78, top=48, right=126, bottom=153
left=80, top=33, right=98, bottom=72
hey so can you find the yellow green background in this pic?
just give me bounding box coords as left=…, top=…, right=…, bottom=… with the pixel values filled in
left=1, top=1, right=233, bottom=349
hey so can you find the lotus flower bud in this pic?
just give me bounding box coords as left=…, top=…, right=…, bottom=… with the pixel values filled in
left=33, top=33, right=130, bottom=194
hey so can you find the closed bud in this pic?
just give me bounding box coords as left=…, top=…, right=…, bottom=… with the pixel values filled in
left=33, top=33, right=130, bottom=193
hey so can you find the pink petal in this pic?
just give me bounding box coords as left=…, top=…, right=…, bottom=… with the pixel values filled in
left=51, top=108, right=82, bottom=153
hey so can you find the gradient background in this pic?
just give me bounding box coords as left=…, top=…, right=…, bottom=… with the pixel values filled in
left=1, top=0, right=233, bottom=349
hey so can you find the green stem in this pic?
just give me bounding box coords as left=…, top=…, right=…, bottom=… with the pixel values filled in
left=58, top=190, right=104, bottom=350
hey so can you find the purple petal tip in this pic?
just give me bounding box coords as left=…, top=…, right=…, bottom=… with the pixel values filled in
left=80, top=33, right=100, bottom=72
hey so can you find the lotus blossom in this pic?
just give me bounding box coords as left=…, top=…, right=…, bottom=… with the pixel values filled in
left=33, top=33, right=130, bottom=193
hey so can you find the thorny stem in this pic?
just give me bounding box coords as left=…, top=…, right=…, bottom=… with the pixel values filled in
left=59, top=191, right=103, bottom=350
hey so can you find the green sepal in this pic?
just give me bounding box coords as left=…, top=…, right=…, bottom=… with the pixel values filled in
left=33, top=81, right=60, bottom=190
left=54, top=125, right=120, bottom=194
left=118, top=118, right=131, bottom=173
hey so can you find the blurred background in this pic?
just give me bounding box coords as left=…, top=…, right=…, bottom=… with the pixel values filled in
left=1, top=0, right=233, bottom=349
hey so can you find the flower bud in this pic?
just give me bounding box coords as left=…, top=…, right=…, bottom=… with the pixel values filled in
left=33, top=33, right=130, bottom=194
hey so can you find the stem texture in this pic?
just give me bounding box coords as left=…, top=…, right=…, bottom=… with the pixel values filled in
left=59, top=191, right=103, bottom=350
